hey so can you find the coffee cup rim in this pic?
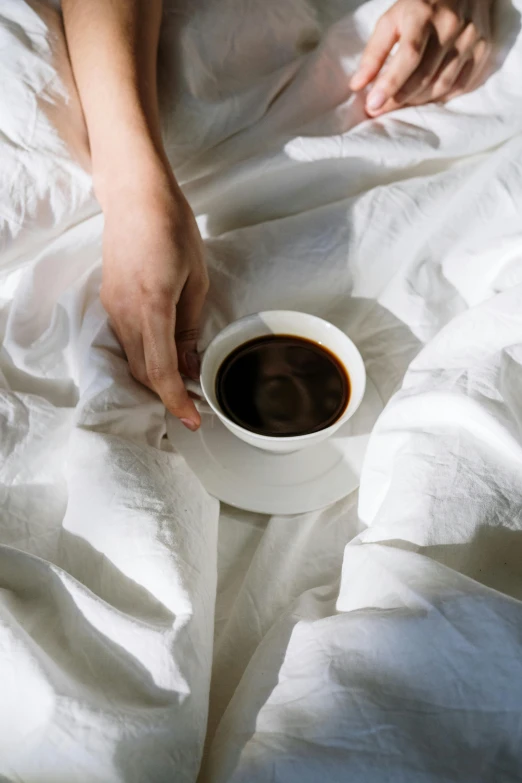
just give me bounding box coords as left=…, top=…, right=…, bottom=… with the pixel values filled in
left=200, top=310, right=366, bottom=443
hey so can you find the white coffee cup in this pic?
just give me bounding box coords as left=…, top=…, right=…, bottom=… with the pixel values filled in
left=195, top=310, right=366, bottom=454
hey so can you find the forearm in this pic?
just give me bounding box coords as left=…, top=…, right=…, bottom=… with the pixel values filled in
left=62, top=0, right=168, bottom=209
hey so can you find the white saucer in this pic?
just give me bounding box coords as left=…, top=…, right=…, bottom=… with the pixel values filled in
left=166, top=378, right=383, bottom=515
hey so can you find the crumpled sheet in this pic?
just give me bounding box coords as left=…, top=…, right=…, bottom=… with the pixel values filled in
left=1, top=0, right=522, bottom=781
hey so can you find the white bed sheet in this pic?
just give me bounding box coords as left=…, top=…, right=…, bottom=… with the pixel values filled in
left=1, top=0, right=522, bottom=781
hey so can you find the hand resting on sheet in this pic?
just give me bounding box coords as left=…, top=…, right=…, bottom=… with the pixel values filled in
left=351, top=0, right=494, bottom=115
left=100, top=166, right=208, bottom=432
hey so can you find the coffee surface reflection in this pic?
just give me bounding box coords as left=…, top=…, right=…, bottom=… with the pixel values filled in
left=216, top=335, right=350, bottom=436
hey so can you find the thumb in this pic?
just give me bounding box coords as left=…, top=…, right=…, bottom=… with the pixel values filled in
left=175, top=272, right=208, bottom=380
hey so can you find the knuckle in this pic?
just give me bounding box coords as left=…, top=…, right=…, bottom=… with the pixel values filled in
left=446, top=18, right=462, bottom=38
left=439, top=10, right=462, bottom=38
left=462, top=22, right=480, bottom=46
left=138, top=277, right=172, bottom=300
left=139, top=282, right=174, bottom=313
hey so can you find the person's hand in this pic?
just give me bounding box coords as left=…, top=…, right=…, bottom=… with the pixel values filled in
left=350, top=0, right=494, bottom=116
left=100, top=171, right=208, bottom=431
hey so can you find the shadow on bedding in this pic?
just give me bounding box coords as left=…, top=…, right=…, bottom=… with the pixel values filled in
left=201, top=551, right=522, bottom=783
left=0, top=542, right=200, bottom=779
left=422, top=523, right=522, bottom=602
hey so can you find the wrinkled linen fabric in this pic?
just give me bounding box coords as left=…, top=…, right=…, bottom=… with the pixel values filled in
left=1, top=0, right=522, bottom=781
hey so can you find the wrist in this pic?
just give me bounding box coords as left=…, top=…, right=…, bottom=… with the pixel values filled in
left=88, top=81, right=174, bottom=210
left=93, top=137, right=177, bottom=214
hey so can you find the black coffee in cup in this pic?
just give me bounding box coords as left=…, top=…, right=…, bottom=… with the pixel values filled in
left=216, top=335, right=350, bottom=437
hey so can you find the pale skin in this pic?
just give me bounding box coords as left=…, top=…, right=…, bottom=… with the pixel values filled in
left=62, top=0, right=493, bottom=431
left=63, top=0, right=206, bottom=431
left=351, top=0, right=494, bottom=115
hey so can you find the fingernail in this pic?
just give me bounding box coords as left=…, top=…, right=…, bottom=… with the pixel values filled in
left=181, top=418, right=199, bottom=432
left=366, top=89, right=386, bottom=112
left=185, top=351, right=200, bottom=380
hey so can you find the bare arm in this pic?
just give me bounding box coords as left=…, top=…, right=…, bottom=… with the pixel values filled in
left=63, top=0, right=207, bottom=430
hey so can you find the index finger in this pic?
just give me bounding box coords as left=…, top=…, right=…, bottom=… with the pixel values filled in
left=350, top=15, right=399, bottom=91
left=366, top=11, right=432, bottom=113
left=142, top=302, right=201, bottom=430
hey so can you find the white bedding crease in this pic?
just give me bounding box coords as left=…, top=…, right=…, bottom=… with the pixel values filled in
left=1, top=0, right=522, bottom=781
